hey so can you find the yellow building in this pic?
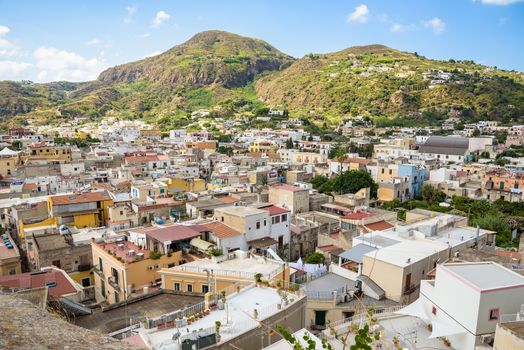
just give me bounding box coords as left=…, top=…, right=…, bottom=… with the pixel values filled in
left=74, top=130, right=89, bottom=139
left=140, top=126, right=162, bottom=139
left=160, top=252, right=289, bottom=294
left=48, top=190, right=113, bottom=228
left=249, top=140, right=278, bottom=154
left=0, top=147, right=20, bottom=177
left=131, top=181, right=168, bottom=200
left=25, top=144, right=72, bottom=164
left=167, top=177, right=206, bottom=193
left=18, top=217, right=56, bottom=241
left=92, top=238, right=185, bottom=304
left=0, top=233, right=22, bottom=276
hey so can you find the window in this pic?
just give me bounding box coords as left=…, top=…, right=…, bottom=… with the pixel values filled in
left=8, top=268, right=16, bottom=275
left=389, top=169, right=392, bottom=175
left=174, top=282, right=181, bottom=291
left=81, top=278, right=91, bottom=287
left=221, top=216, right=224, bottom=222
left=52, top=260, right=61, bottom=269
left=99, top=257, right=103, bottom=272
left=489, top=308, right=499, bottom=321
left=187, top=284, right=193, bottom=292
left=120, top=211, right=124, bottom=216
left=202, top=285, right=209, bottom=293
left=256, top=221, right=261, bottom=229
left=264, top=219, right=267, bottom=226
left=101, top=281, right=106, bottom=297
left=381, top=168, right=385, bottom=174
left=281, top=214, right=287, bottom=222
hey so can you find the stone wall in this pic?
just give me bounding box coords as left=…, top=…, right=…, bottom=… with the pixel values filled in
left=0, top=293, right=140, bottom=350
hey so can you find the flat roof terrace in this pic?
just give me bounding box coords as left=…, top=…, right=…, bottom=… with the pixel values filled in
left=165, top=253, right=285, bottom=280
left=144, top=285, right=304, bottom=349
left=441, top=262, right=524, bottom=291
left=74, top=291, right=202, bottom=334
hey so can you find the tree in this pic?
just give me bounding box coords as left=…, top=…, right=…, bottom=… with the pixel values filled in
left=420, top=185, right=446, bottom=206
left=472, top=128, right=481, bottom=137
left=304, top=252, right=324, bottom=264
left=217, top=146, right=233, bottom=156
left=311, top=175, right=329, bottom=190
left=332, top=170, right=378, bottom=198
left=286, top=138, right=294, bottom=149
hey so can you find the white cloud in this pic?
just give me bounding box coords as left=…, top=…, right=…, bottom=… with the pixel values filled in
left=143, top=50, right=162, bottom=59
left=347, top=4, right=369, bottom=23
left=0, top=25, right=19, bottom=56
left=33, top=47, right=107, bottom=82
left=152, top=10, right=170, bottom=27
left=0, top=60, right=33, bottom=80
left=390, top=23, right=416, bottom=33
left=85, top=38, right=101, bottom=46
left=423, top=17, right=446, bottom=34
left=124, top=5, right=137, bottom=23
left=138, top=33, right=151, bottom=38
left=477, top=0, right=523, bottom=4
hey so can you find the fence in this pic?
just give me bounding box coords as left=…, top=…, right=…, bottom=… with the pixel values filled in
left=327, top=305, right=405, bottom=329
left=170, top=264, right=282, bottom=281
left=305, top=286, right=346, bottom=301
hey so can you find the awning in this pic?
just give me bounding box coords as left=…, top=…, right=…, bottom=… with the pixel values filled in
left=247, top=237, right=278, bottom=249
left=190, top=237, right=215, bottom=251
left=429, top=318, right=466, bottom=339
left=396, top=299, right=429, bottom=321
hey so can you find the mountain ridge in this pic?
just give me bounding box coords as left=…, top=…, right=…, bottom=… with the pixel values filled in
left=1, top=30, right=523, bottom=127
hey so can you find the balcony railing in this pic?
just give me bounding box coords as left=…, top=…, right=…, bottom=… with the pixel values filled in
left=93, top=266, right=103, bottom=277
left=108, top=276, right=121, bottom=291
left=403, top=284, right=419, bottom=295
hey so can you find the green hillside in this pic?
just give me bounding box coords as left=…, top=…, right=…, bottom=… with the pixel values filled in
left=1, top=33, right=523, bottom=129
left=256, top=45, right=524, bottom=125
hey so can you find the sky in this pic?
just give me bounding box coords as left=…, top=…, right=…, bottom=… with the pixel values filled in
left=0, top=0, right=523, bottom=83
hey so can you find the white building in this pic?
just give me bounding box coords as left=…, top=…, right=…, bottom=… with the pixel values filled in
left=400, top=262, right=524, bottom=350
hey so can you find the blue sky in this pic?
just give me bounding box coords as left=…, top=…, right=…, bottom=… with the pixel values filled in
left=0, top=0, right=523, bottom=82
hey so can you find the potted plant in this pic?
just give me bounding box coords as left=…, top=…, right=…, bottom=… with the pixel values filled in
left=221, top=290, right=226, bottom=303
left=254, top=273, right=263, bottom=286
left=215, top=320, right=221, bottom=342
left=392, top=336, right=399, bottom=346
left=441, top=337, right=451, bottom=347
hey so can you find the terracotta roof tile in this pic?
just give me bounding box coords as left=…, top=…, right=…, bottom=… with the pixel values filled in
left=203, top=222, right=241, bottom=238
left=50, top=190, right=111, bottom=205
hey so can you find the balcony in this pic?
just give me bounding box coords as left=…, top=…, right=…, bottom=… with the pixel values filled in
left=93, top=266, right=103, bottom=277
left=108, top=276, right=121, bottom=291
left=403, top=284, right=420, bottom=295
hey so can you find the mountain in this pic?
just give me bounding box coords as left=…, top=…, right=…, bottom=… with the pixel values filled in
left=1, top=31, right=523, bottom=128
left=97, top=30, right=294, bottom=87
left=255, top=45, right=524, bottom=125
left=1, top=30, right=294, bottom=126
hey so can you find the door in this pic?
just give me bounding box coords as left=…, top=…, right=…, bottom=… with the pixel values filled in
left=114, top=291, right=120, bottom=303
left=315, top=310, right=327, bottom=327
left=278, top=235, right=284, bottom=248
left=405, top=273, right=412, bottom=292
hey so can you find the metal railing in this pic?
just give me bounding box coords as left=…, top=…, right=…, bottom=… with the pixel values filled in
left=306, top=287, right=346, bottom=300
left=327, top=305, right=405, bottom=329
left=169, top=264, right=283, bottom=281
